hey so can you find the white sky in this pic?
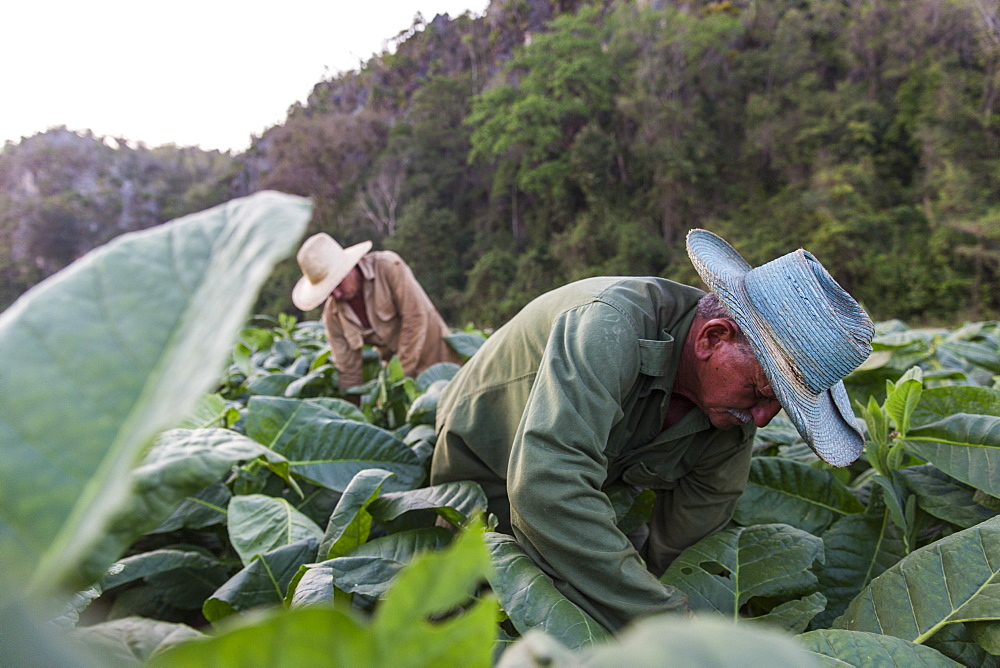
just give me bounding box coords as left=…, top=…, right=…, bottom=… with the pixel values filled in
left=1, top=0, right=489, bottom=152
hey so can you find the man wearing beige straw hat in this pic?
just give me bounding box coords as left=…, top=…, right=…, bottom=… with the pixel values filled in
left=431, top=228, right=874, bottom=633
left=292, top=233, right=460, bottom=391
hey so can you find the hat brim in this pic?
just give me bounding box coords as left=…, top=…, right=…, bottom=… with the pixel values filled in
left=292, top=240, right=372, bottom=311
left=686, top=230, right=864, bottom=466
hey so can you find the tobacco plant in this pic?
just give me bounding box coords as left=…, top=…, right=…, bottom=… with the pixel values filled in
left=2, top=193, right=999, bottom=666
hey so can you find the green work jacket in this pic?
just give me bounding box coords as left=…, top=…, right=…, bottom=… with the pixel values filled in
left=430, top=277, right=755, bottom=632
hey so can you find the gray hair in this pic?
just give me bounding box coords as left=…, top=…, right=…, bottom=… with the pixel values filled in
left=697, top=292, right=753, bottom=352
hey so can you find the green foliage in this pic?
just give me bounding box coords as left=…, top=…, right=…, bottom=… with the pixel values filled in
left=798, top=629, right=961, bottom=667
left=242, top=396, right=426, bottom=491
left=0, top=191, right=311, bottom=600
left=227, top=495, right=324, bottom=566
left=0, top=129, right=237, bottom=311
left=659, top=524, right=826, bottom=633
left=468, top=5, right=615, bottom=211
left=459, top=248, right=523, bottom=327
left=809, top=499, right=908, bottom=630
left=485, top=533, right=612, bottom=650
left=835, top=516, right=1000, bottom=645
left=203, top=539, right=319, bottom=622
left=732, top=457, right=865, bottom=535
left=7, top=1, right=1000, bottom=326
left=903, top=386, right=1000, bottom=496
left=5, top=2, right=1000, bottom=661
left=154, top=523, right=498, bottom=667
left=386, top=200, right=467, bottom=319
left=2, top=188, right=1000, bottom=664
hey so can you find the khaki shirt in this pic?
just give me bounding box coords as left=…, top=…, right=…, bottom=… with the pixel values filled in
left=321, top=251, right=459, bottom=389
left=431, top=277, right=755, bottom=632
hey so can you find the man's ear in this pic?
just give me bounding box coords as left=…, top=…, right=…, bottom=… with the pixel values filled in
left=694, top=318, right=740, bottom=360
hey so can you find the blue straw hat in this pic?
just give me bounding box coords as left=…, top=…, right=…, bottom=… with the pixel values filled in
left=686, top=229, right=874, bottom=466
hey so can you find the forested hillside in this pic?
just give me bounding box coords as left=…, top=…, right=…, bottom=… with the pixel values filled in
left=2, top=0, right=998, bottom=326
left=0, top=128, right=239, bottom=307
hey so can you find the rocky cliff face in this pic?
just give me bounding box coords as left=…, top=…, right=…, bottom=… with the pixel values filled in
left=0, top=128, right=237, bottom=304
left=0, top=0, right=587, bottom=309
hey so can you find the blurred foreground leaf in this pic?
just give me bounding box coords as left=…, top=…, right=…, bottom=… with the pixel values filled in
left=0, top=191, right=311, bottom=601
left=154, top=523, right=497, bottom=667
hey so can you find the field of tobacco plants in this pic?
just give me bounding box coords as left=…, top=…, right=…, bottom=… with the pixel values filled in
left=2, top=192, right=1000, bottom=666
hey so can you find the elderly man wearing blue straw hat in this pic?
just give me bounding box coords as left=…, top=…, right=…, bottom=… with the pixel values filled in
left=430, top=229, right=874, bottom=633
left=292, top=233, right=460, bottom=392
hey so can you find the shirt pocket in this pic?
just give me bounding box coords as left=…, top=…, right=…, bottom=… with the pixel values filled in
left=636, top=336, right=673, bottom=377
left=373, top=286, right=397, bottom=323
left=621, top=461, right=677, bottom=490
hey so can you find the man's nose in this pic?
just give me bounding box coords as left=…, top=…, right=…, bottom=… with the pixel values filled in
left=752, top=400, right=782, bottom=427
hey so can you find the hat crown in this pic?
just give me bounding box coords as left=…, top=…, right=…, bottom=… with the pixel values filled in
left=744, top=250, right=874, bottom=394
left=291, top=233, right=373, bottom=311
left=297, top=233, right=343, bottom=283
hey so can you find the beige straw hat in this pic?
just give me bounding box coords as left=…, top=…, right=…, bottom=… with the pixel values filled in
left=291, top=233, right=373, bottom=311
left=686, top=229, right=874, bottom=466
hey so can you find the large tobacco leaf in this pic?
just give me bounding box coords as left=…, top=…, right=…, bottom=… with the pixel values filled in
left=659, top=523, right=825, bottom=632
left=924, top=622, right=1000, bottom=667
left=374, top=521, right=496, bottom=658
left=912, top=386, right=1000, bottom=425
left=242, top=395, right=346, bottom=447
left=414, top=362, right=461, bottom=391
left=77, top=428, right=291, bottom=587
left=903, top=387, right=1000, bottom=496
left=101, top=548, right=221, bottom=591
left=323, top=528, right=452, bottom=599
left=368, top=480, right=489, bottom=529
left=150, top=481, right=232, bottom=534
left=178, top=393, right=235, bottom=430
left=318, top=468, right=396, bottom=560
left=798, top=629, right=961, bottom=666
left=444, top=332, right=486, bottom=360
left=155, top=524, right=497, bottom=667
left=485, top=533, right=612, bottom=651
left=404, top=387, right=442, bottom=426
left=835, top=516, right=1000, bottom=645
left=227, top=494, right=324, bottom=566
left=306, top=396, right=369, bottom=422
left=936, top=337, right=1000, bottom=375
left=732, top=457, right=864, bottom=534
left=243, top=396, right=424, bottom=492
left=0, top=191, right=310, bottom=601
left=154, top=608, right=372, bottom=666
left=899, top=465, right=998, bottom=529
left=69, top=617, right=204, bottom=665
left=810, top=499, right=908, bottom=630
left=290, top=528, right=452, bottom=606
left=203, top=538, right=320, bottom=622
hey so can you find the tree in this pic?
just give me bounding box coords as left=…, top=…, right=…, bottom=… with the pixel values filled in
left=612, top=3, right=747, bottom=245
left=259, top=111, right=390, bottom=235
left=467, top=4, right=616, bottom=245
left=357, top=159, right=404, bottom=238
left=385, top=198, right=466, bottom=320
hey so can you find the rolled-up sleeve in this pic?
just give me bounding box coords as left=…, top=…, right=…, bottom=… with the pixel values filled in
left=507, top=303, right=688, bottom=632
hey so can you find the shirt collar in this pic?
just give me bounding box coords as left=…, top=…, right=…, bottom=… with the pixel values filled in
left=357, top=253, right=375, bottom=280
